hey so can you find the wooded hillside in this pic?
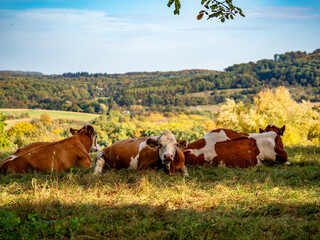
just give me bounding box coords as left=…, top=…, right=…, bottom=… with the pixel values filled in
left=1, top=49, right=319, bottom=113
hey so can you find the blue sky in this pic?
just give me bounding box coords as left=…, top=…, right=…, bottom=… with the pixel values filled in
left=0, top=0, right=319, bottom=74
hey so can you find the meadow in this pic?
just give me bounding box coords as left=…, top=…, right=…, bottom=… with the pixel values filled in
left=0, top=87, right=320, bottom=239
left=0, top=147, right=319, bottom=239
left=0, top=109, right=99, bottom=127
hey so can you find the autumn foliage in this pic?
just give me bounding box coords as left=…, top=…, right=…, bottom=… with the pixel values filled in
left=1, top=87, right=319, bottom=152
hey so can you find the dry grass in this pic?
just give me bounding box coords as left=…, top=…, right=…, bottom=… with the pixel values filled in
left=0, top=147, right=319, bottom=239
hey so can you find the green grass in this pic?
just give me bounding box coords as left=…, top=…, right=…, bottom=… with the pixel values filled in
left=0, top=147, right=319, bottom=239
left=0, top=109, right=99, bottom=123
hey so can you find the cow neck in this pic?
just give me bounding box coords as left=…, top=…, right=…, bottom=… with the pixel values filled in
left=76, top=132, right=92, bottom=153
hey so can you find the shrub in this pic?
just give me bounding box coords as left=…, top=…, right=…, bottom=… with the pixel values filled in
left=215, top=87, right=320, bottom=146
left=40, top=113, right=52, bottom=125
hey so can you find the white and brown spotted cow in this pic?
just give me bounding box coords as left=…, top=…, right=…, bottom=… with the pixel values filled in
left=183, top=124, right=288, bottom=168
left=94, top=130, right=188, bottom=176
left=0, top=124, right=99, bottom=173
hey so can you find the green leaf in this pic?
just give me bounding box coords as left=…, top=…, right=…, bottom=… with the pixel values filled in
left=167, top=0, right=174, bottom=7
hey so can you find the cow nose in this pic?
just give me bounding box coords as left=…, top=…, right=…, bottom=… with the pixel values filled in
left=164, top=153, right=173, bottom=160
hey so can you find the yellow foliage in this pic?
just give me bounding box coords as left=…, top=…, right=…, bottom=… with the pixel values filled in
left=7, top=122, right=35, bottom=137
left=216, top=87, right=320, bottom=146
left=205, top=121, right=216, bottom=132
left=40, top=113, right=52, bottom=125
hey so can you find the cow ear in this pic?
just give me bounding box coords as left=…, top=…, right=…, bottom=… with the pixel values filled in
left=86, top=125, right=94, bottom=136
left=259, top=128, right=264, bottom=133
left=146, top=138, right=157, bottom=148
left=70, top=128, right=78, bottom=135
left=279, top=125, right=286, bottom=136
left=177, top=140, right=187, bottom=149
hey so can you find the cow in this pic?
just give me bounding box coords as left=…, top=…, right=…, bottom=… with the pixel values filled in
left=94, top=130, right=189, bottom=176
left=183, top=124, right=288, bottom=168
left=0, top=124, right=99, bottom=174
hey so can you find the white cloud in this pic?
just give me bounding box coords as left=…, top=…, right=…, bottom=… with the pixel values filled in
left=247, top=6, right=320, bottom=20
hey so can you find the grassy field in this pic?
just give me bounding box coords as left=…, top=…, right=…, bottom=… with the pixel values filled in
left=0, top=109, right=99, bottom=127
left=0, top=147, right=319, bottom=239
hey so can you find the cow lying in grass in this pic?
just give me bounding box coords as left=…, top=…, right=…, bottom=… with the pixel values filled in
left=0, top=124, right=99, bottom=174
left=183, top=124, right=288, bottom=168
left=94, top=130, right=188, bottom=176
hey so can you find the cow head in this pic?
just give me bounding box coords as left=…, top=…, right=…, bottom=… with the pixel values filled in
left=146, top=130, right=187, bottom=168
left=259, top=123, right=287, bottom=164
left=70, top=124, right=100, bottom=152
left=259, top=124, right=285, bottom=136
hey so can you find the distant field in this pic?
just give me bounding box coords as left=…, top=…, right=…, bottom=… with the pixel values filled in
left=188, top=105, right=221, bottom=112
left=0, top=109, right=99, bottom=126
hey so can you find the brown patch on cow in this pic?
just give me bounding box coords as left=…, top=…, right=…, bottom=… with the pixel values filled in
left=185, top=138, right=206, bottom=150
left=137, top=147, right=159, bottom=170
left=103, top=137, right=146, bottom=169
left=213, top=138, right=260, bottom=168
left=169, top=149, right=186, bottom=175
left=223, top=129, right=249, bottom=139
left=184, top=151, right=206, bottom=166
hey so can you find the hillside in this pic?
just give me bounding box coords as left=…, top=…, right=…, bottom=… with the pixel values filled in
left=0, top=49, right=319, bottom=114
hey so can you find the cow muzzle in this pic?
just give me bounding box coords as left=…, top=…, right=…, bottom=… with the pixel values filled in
left=162, top=153, right=173, bottom=164
left=90, top=143, right=100, bottom=153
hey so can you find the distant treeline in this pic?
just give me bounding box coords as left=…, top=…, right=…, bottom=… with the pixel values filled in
left=0, top=49, right=319, bottom=113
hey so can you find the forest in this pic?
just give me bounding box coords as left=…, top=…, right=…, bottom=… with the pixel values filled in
left=0, top=49, right=319, bottom=114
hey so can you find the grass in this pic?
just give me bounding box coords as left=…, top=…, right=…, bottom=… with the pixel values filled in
left=0, top=147, right=319, bottom=239
left=0, top=109, right=99, bottom=126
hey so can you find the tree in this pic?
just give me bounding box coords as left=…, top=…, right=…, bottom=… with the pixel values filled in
left=40, top=113, right=52, bottom=125
left=167, top=0, right=245, bottom=22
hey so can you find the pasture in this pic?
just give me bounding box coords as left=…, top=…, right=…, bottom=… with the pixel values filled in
left=0, top=147, right=319, bottom=239
left=0, top=109, right=99, bottom=127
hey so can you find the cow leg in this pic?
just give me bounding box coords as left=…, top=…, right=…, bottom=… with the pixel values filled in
left=180, top=165, right=189, bottom=177
left=94, top=152, right=105, bottom=174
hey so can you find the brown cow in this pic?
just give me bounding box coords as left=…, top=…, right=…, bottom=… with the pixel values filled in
left=0, top=124, right=99, bottom=173
left=94, top=130, right=188, bottom=176
left=183, top=124, right=288, bottom=168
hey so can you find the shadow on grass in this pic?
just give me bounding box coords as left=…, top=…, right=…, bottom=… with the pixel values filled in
left=1, top=200, right=319, bottom=240
left=1, top=146, right=319, bottom=190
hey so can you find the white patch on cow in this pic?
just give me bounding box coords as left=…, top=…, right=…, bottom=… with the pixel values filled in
left=94, top=151, right=105, bottom=174
left=187, top=130, right=230, bottom=163
left=218, top=161, right=226, bottom=168
left=249, top=132, right=277, bottom=166
left=0, top=155, right=18, bottom=167
left=286, top=162, right=292, bottom=166
left=90, top=135, right=100, bottom=152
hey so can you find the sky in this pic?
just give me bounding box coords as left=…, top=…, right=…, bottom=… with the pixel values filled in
left=0, top=0, right=319, bottom=74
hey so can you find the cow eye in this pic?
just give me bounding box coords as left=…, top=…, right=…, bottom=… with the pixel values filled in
left=158, top=144, right=163, bottom=148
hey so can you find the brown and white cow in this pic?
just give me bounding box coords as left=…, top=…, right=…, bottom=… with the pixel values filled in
left=0, top=124, right=99, bottom=174
left=94, top=130, right=188, bottom=176
left=183, top=124, right=288, bottom=168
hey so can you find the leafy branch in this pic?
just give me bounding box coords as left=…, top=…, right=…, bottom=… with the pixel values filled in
left=167, top=0, right=245, bottom=22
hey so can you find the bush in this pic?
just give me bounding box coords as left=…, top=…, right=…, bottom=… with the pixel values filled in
left=0, top=113, right=11, bottom=149
left=40, top=113, right=52, bottom=125
left=215, top=87, right=320, bottom=146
